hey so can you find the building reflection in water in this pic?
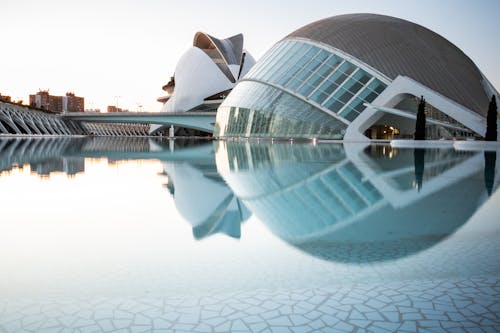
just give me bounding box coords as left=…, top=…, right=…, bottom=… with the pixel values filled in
left=413, top=148, right=425, bottom=191
left=0, top=138, right=86, bottom=178
left=1, top=136, right=498, bottom=262
left=0, top=137, right=250, bottom=239
left=215, top=140, right=498, bottom=263
left=159, top=142, right=250, bottom=239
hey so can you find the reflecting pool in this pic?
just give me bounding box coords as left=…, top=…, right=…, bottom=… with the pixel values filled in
left=0, top=137, right=499, bottom=332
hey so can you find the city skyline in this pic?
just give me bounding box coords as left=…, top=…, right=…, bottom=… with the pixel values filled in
left=1, top=0, right=499, bottom=113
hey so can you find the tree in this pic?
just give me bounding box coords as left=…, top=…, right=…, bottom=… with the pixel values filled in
left=414, top=96, right=426, bottom=140
left=484, top=151, right=496, bottom=196
left=414, top=148, right=425, bottom=192
left=485, top=95, right=497, bottom=141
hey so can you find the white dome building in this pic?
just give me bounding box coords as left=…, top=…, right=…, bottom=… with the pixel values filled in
left=158, top=32, right=256, bottom=114
left=215, top=14, right=499, bottom=140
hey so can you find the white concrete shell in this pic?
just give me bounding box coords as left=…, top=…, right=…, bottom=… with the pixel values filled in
left=160, top=32, right=256, bottom=114
left=161, top=46, right=234, bottom=113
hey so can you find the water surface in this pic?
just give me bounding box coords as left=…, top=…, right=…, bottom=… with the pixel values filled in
left=0, top=137, right=499, bottom=332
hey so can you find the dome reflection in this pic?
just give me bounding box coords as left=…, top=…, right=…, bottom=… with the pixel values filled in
left=216, top=141, right=489, bottom=263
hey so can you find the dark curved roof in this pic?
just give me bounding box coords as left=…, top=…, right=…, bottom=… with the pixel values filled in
left=193, top=32, right=244, bottom=82
left=286, top=13, right=489, bottom=116
left=193, top=32, right=243, bottom=66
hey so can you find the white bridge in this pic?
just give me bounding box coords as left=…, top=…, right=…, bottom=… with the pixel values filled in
left=1, top=101, right=217, bottom=136
left=63, top=111, right=217, bottom=134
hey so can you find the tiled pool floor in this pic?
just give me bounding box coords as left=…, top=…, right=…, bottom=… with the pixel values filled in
left=1, top=276, right=498, bottom=333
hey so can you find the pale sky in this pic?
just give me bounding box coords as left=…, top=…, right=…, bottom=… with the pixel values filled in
left=1, top=0, right=499, bottom=112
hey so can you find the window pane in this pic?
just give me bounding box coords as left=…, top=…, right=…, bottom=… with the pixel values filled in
left=298, top=82, right=316, bottom=97
left=341, top=106, right=360, bottom=121
left=343, top=77, right=364, bottom=96
left=352, top=98, right=367, bottom=113
left=364, top=91, right=378, bottom=103
left=331, top=71, right=349, bottom=87
left=310, top=90, right=330, bottom=104
left=367, top=79, right=386, bottom=94
left=352, top=69, right=371, bottom=85
left=317, top=80, right=339, bottom=98
left=324, top=55, right=342, bottom=74
left=315, top=49, right=330, bottom=62
left=332, top=88, right=354, bottom=104
left=324, top=98, right=345, bottom=113
left=341, top=62, right=355, bottom=76
left=374, top=82, right=386, bottom=94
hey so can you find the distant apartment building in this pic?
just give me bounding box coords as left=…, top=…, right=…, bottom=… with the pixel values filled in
left=29, top=90, right=84, bottom=112
left=29, top=90, right=62, bottom=112
left=0, top=93, right=12, bottom=103
left=63, top=92, right=84, bottom=112
left=107, top=105, right=126, bottom=113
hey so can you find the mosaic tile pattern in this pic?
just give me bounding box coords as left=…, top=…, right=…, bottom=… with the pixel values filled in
left=1, top=276, right=499, bottom=333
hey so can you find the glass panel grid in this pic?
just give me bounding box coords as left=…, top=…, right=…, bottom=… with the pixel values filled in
left=262, top=42, right=311, bottom=82
left=275, top=46, right=320, bottom=86
left=216, top=81, right=348, bottom=139
left=286, top=51, right=330, bottom=92
left=237, top=40, right=390, bottom=128
left=256, top=42, right=299, bottom=81
left=245, top=42, right=289, bottom=79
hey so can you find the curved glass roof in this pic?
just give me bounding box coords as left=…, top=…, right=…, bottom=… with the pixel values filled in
left=244, top=40, right=387, bottom=122
left=286, top=13, right=490, bottom=115
left=215, top=39, right=387, bottom=138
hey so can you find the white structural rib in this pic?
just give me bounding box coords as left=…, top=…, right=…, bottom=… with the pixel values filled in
left=345, top=76, right=490, bottom=141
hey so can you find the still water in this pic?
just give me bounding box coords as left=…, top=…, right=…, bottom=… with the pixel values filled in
left=0, top=137, right=499, bottom=332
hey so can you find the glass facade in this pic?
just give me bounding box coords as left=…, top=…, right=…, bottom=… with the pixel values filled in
left=216, top=39, right=388, bottom=138
left=215, top=81, right=348, bottom=139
